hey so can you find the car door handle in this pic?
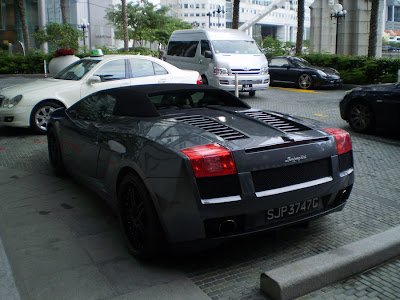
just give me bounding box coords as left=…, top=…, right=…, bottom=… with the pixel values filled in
left=158, top=79, right=167, bottom=83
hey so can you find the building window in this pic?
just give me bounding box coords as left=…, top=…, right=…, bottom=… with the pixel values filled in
left=184, top=4, right=188, bottom=8
left=395, top=6, right=400, bottom=22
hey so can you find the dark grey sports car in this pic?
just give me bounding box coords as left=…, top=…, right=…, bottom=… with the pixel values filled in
left=47, top=84, right=354, bottom=258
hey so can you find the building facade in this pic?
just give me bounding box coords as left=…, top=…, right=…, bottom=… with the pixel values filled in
left=386, top=0, right=400, bottom=31
left=310, top=0, right=384, bottom=56
left=0, top=0, right=117, bottom=53
left=160, top=0, right=313, bottom=44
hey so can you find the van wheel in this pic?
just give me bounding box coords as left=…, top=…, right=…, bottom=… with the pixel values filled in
left=249, top=91, right=256, bottom=97
left=201, top=75, right=208, bottom=85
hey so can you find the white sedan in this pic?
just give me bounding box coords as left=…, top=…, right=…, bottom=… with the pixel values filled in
left=0, top=52, right=202, bottom=134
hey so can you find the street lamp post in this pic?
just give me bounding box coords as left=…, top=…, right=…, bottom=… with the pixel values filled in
left=330, top=3, right=347, bottom=55
left=79, top=22, right=90, bottom=49
left=214, top=6, right=225, bottom=28
left=206, top=12, right=212, bottom=28
left=207, top=6, right=224, bottom=28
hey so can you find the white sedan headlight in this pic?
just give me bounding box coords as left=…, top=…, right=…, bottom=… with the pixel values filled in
left=4, top=95, right=23, bottom=108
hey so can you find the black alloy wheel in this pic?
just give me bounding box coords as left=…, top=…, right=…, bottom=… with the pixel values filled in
left=249, top=91, right=256, bottom=97
left=348, top=101, right=375, bottom=133
left=47, top=127, right=66, bottom=176
left=31, top=101, right=62, bottom=134
left=297, top=73, right=313, bottom=90
left=118, top=173, right=164, bottom=258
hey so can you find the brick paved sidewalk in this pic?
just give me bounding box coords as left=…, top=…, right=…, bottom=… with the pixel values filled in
left=302, top=256, right=400, bottom=300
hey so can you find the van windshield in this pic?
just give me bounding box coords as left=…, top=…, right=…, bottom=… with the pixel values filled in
left=212, top=40, right=261, bottom=54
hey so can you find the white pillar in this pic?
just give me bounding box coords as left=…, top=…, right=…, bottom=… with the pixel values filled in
left=37, top=0, right=48, bottom=53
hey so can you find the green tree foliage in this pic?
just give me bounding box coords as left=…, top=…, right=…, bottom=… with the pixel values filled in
left=33, top=23, right=82, bottom=52
left=106, top=0, right=191, bottom=47
left=262, top=36, right=285, bottom=57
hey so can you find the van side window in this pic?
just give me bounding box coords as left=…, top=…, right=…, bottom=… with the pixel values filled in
left=200, top=40, right=211, bottom=56
left=167, top=41, right=198, bottom=57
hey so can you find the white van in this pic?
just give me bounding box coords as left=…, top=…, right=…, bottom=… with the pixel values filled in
left=166, top=28, right=269, bottom=96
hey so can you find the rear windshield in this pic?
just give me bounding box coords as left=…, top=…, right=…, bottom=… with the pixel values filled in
left=148, top=90, right=250, bottom=110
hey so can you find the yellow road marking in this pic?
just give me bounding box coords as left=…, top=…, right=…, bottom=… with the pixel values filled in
left=270, top=87, right=328, bottom=94
left=314, top=114, right=329, bottom=117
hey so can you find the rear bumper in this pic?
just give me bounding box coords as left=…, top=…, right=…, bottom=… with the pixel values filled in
left=151, top=161, right=354, bottom=244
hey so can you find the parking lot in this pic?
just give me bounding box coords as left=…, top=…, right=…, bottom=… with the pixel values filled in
left=1, top=77, right=400, bottom=299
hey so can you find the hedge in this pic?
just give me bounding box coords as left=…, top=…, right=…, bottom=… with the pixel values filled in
left=300, top=53, right=400, bottom=85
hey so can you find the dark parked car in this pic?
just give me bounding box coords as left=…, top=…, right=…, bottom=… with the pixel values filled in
left=47, top=84, right=354, bottom=258
left=268, top=56, right=343, bottom=90
left=340, top=82, right=400, bottom=133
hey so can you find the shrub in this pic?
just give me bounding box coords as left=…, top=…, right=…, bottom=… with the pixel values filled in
left=301, top=53, right=400, bottom=84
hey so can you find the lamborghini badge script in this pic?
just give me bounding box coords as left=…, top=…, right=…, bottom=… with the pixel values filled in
left=285, top=155, right=307, bottom=163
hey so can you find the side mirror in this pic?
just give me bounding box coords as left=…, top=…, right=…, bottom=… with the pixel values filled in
left=87, top=75, right=101, bottom=84
left=204, top=50, right=213, bottom=59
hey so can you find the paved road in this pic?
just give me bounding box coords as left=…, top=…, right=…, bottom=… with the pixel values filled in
left=0, top=77, right=400, bottom=299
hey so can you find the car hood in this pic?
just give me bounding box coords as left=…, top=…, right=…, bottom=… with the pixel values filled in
left=350, top=82, right=399, bottom=92
left=310, top=65, right=339, bottom=76
left=0, top=78, right=78, bottom=96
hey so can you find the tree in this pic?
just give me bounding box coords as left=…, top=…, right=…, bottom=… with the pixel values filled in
left=368, top=0, right=379, bottom=58
left=295, top=0, right=304, bottom=56
left=17, top=0, right=30, bottom=51
left=61, top=0, right=67, bottom=24
left=106, top=0, right=191, bottom=48
left=232, top=0, right=240, bottom=29
left=33, top=23, right=82, bottom=52
left=122, top=0, right=129, bottom=52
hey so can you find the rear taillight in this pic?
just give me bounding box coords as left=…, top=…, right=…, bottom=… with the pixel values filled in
left=323, top=128, right=352, bottom=155
left=180, top=143, right=237, bottom=178
left=196, top=75, right=203, bottom=85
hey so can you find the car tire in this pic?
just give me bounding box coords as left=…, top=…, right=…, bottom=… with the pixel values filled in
left=201, top=75, right=208, bottom=85
left=47, top=127, right=66, bottom=176
left=297, top=73, right=313, bottom=90
left=348, top=101, right=375, bottom=133
left=249, top=91, right=256, bottom=97
left=118, top=172, right=164, bottom=258
left=30, top=101, right=63, bottom=134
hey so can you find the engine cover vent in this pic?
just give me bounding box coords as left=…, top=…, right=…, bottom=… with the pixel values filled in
left=240, top=111, right=310, bottom=133
left=175, top=115, right=248, bottom=141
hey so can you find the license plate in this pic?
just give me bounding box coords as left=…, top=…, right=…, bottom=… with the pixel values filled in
left=265, top=198, right=320, bottom=222
left=242, top=84, right=252, bottom=91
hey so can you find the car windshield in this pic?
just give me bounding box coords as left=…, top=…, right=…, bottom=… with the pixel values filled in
left=211, top=40, right=261, bottom=54
left=53, top=59, right=100, bottom=80
left=290, top=57, right=313, bottom=68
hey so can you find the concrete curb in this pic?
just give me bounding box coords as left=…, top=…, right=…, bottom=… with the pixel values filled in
left=260, top=225, right=400, bottom=300
left=0, top=236, right=21, bottom=300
